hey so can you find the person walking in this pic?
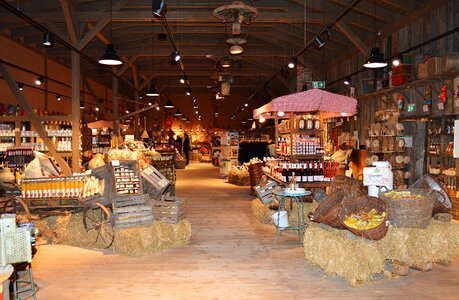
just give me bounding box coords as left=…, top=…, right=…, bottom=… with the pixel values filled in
left=175, top=135, right=183, bottom=155
left=183, top=133, right=191, bottom=165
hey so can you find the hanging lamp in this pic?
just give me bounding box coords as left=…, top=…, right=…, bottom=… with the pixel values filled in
left=146, top=85, right=159, bottom=96
left=164, top=99, right=174, bottom=109
left=99, top=0, right=122, bottom=66
left=363, top=2, right=387, bottom=69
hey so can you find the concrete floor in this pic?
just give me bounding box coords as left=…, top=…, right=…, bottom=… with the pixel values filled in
left=32, top=162, right=459, bottom=299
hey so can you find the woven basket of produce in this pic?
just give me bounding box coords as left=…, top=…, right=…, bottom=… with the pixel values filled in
left=338, top=196, right=389, bottom=240
left=328, top=175, right=366, bottom=198
left=410, top=175, right=452, bottom=215
left=379, top=189, right=434, bottom=229
left=311, top=189, right=346, bottom=228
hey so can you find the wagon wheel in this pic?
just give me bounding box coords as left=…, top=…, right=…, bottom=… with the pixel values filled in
left=83, top=203, right=115, bottom=249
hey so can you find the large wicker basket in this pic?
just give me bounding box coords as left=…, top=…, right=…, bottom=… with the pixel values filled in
left=338, top=196, right=389, bottom=241
left=248, top=163, right=263, bottom=188
left=311, top=189, right=346, bottom=228
left=328, top=175, right=366, bottom=198
left=410, top=175, right=452, bottom=215
left=379, top=189, right=434, bottom=229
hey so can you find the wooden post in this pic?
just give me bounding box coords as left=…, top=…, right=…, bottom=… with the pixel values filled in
left=71, top=51, right=81, bottom=173
left=134, top=90, right=140, bottom=140
left=274, top=115, right=279, bottom=158
left=113, top=77, right=119, bottom=135
left=0, top=62, right=72, bottom=176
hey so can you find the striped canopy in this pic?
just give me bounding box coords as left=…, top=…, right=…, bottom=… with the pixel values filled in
left=253, top=89, right=357, bottom=119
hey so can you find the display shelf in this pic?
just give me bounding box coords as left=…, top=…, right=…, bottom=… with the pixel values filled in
left=264, top=172, right=331, bottom=189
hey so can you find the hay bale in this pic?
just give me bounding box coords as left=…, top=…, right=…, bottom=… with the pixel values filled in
left=378, top=220, right=459, bottom=266
left=303, top=226, right=385, bottom=286
left=113, top=220, right=192, bottom=257
left=251, top=199, right=272, bottom=224
left=32, top=212, right=191, bottom=256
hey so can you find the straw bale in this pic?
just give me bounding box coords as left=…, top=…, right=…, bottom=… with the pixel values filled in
left=32, top=213, right=191, bottom=256
left=377, top=220, right=459, bottom=266
left=303, top=226, right=385, bottom=286
left=251, top=199, right=272, bottom=224
left=113, top=220, right=192, bottom=257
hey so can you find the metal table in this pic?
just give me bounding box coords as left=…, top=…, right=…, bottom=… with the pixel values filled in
left=273, top=188, right=311, bottom=244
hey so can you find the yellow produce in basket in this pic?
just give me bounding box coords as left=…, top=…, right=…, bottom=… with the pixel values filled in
left=343, top=209, right=386, bottom=230
left=382, top=190, right=424, bottom=199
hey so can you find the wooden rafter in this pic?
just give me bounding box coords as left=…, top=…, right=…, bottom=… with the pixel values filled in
left=335, top=21, right=370, bottom=55
left=58, top=0, right=79, bottom=43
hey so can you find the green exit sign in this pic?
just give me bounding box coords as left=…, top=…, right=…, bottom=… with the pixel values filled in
left=407, top=103, right=416, bottom=112
left=313, top=81, right=326, bottom=89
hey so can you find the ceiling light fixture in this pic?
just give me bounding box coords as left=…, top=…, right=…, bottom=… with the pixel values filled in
left=185, top=87, right=192, bottom=96
left=95, top=107, right=100, bottom=111
left=277, top=111, right=285, bottom=117
left=192, top=96, right=197, bottom=103
left=392, top=56, right=402, bottom=67
left=241, top=118, right=246, bottom=124
left=288, top=56, right=297, bottom=69
left=125, top=110, right=129, bottom=114
left=35, top=77, right=43, bottom=86
left=80, top=100, right=85, bottom=109
left=164, top=99, right=174, bottom=109
left=171, top=50, right=181, bottom=62
left=195, top=110, right=199, bottom=115
left=174, top=109, right=182, bottom=117
left=229, top=45, right=243, bottom=55
left=56, top=95, right=61, bottom=101
left=259, top=116, right=266, bottom=123
left=148, top=102, right=153, bottom=106
left=152, top=0, right=166, bottom=17
left=344, top=77, right=351, bottom=85
left=180, top=75, right=188, bottom=84
left=186, top=118, right=190, bottom=123
left=43, top=32, right=54, bottom=47
left=314, top=35, right=325, bottom=48
left=363, top=47, right=387, bottom=69
left=244, top=103, right=248, bottom=107
left=156, top=105, right=160, bottom=111
left=146, top=85, right=159, bottom=96
left=17, top=82, right=24, bottom=91
left=181, top=114, right=187, bottom=121
left=99, top=0, right=122, bottom=65
left=221, top=57, right=231, bottom=68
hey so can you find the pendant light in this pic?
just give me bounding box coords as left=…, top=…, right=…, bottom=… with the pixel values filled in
left=164, top=99, right=174, bottom=109
left=43, top=32, right=54, bottom=47
left=181, top=114, right=187, bottom=121
left=174, top=109, right=182, bottom=117
left=146, top=85, right=159, bottom=96
left=141, top=117, right=149, bottom=139
left=287, top=56, right=297, bottom=69
left=99, top=0, right=122, bottom=66
left=363, top=1, right=387, bottom=69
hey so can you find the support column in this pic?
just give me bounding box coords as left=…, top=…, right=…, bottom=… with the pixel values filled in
left=71, top=51, right=81, bottom=173
left=113, top=77, right=119, bottom=135
left=134, top=90, right=140, bottom=139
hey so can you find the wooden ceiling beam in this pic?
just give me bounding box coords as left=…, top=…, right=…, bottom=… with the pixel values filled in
left=58, top=0, right=79, bottom=44
left=335, top=21, right=370, bottom=55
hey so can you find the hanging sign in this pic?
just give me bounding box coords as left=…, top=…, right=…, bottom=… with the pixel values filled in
left=438, top=102, right=444, bottom=110
left=363, top=167, right=393, bottom=187
left=312, top=81, right=326, bottom=89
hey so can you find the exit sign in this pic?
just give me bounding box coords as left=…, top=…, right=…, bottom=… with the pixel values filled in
left=313, top=81, right=326, bottom=89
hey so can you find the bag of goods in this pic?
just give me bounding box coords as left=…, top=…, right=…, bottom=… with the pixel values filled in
left=338, top=196, right=389, bottom=240
left=380, top=189, right=434, bottom=229
left=88, top=153, right=105, bottom=170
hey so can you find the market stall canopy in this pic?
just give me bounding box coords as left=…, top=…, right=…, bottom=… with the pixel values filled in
left=253, top=89, right=357, bottom=119
left=87, top=120, right=128, bottom=129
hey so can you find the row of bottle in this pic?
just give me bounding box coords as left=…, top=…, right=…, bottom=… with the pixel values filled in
left=273, top=161, right=338, bottom=183
left=428, top=143, right=441, bottom=155
left=21, top=177, right=85, bottom=199
left=278, top=137, right=323, bottom=155
left=19, top=140, right=72, bottom=152
left=6, top=148, right=34, bottom=168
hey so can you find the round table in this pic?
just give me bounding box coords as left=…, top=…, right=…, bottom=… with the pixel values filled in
left=273, top=188, right=311, bottom=244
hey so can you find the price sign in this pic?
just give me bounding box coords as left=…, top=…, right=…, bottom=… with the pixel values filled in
left=438, top=102, right=445, bottom=110
left=312, top=81, right=326, bottom=89
left=363, top=167, right=393, bottom=187
left=422, top=105, right=430, bottom=112
left=455, top=99, right=459, bottom=107
left=111, top=160, right=120, bottom=167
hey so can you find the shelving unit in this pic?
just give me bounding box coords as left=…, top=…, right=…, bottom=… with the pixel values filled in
left=91, top=128, right=112, bottom=154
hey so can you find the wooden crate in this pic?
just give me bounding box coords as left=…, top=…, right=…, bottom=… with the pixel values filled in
left=141, top=165, right=170, bottom=200
left=151, top=194, right=186, bottom=224
left=106, top=160, right=142, bottom=198
left=254, top=181, right=278, bottom=204
left=113, top=194, right=153, bottom=229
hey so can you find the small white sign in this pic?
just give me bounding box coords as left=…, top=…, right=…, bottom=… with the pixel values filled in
left=455, top=100, right=459, bottom=107
left=454, top=120, right=459, bottom=158
left=111, top=160, right=120, bottom=167
left=401, top=136, right=413, bottom=148
left=143, top=167, right=153, bottom=175
left=423, top=105, right=429, bottom=112
left=363, top=167, right=393, bottom=186
left=438, top=102, right=444, bottom=110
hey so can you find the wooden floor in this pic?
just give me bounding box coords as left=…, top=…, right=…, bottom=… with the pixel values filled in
left=33, top=162, right=459, bottom=299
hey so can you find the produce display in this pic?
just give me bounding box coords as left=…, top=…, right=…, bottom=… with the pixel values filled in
left=114, top=166, right=141, bottom=195
left=106, top=148, right=149, bottom=169
left=343, top=209, right=386, bottom=230
left=382, top=190, right=424, bottom=199
left=21, top=176, right=85, bottom=199
left=81, top=176, right=104, bottom=198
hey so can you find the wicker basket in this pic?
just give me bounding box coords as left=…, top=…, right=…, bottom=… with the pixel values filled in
left=338, top=196, right=389, bottom=241
left=312, top=189, right=346, bottom=228
left=410, top=175, right=452, bottom=215
left=248, top=163, right=263, bottom=187
left=379, top=189, right=434, bottom=229
left=329, top=175, right=366, bottom=198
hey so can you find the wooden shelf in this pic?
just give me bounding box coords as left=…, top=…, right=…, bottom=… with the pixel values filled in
left=264, top=172, right=331, bottom=188
left=0, top=115, right=72, bottom=122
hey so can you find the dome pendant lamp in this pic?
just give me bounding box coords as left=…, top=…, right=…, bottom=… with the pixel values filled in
left=99, top=0, right=122, bottom=66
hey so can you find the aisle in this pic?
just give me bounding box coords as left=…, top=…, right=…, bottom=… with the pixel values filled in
left=32, top=162, right=459, bottom=299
